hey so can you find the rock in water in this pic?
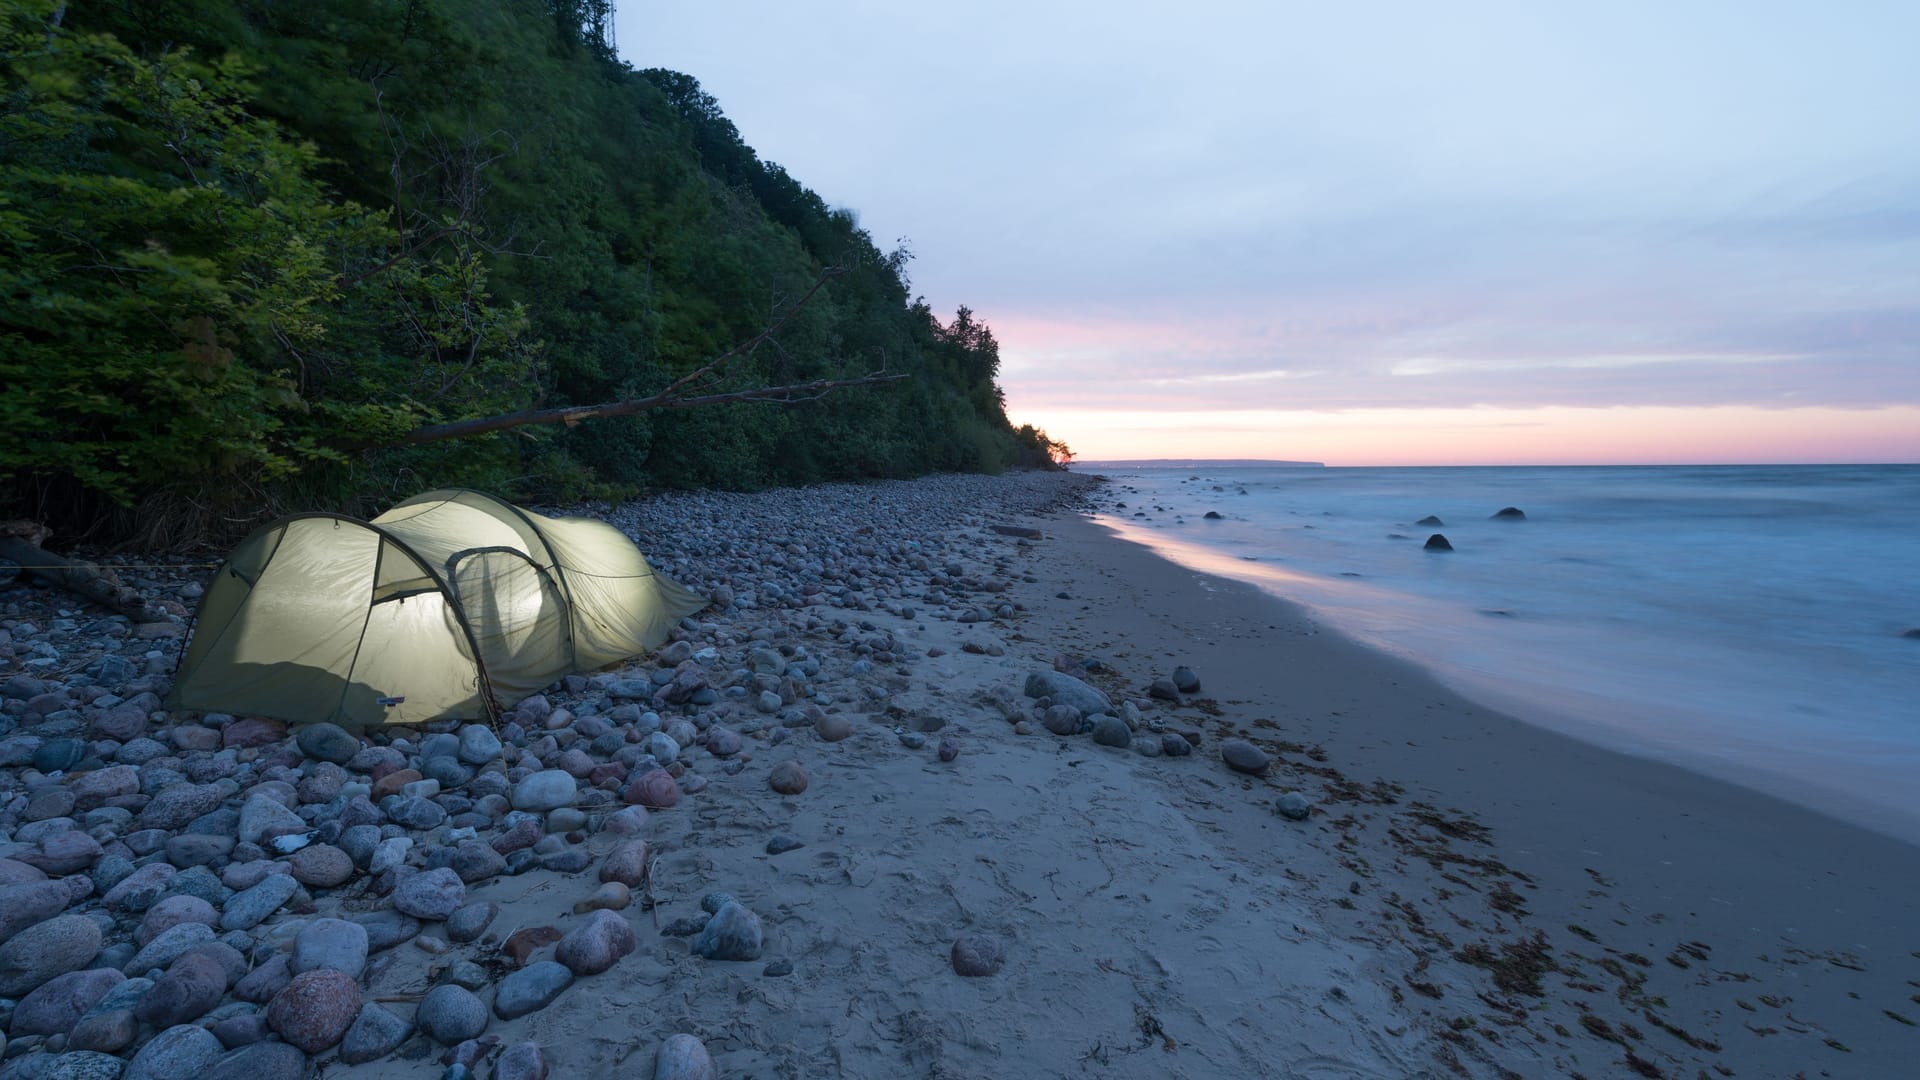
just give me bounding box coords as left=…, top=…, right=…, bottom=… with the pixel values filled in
left=1171, top=665, right=1200, bottom=693
left=1275, top=792, right=1313, bottom=821
left=1416, top=515, right=1444, bottom=526
left=767, top=760, right=807, bottom=795
left=496, top=1040, right=549, bottom=1080
left=950, top=935, right=1004, bottom=977
left=1490, top=506, right=1526, bottom=520
left=416, top=984, right=488, bottom=1044
left=266, top=969, right=361, bottom=1054
left=1203, top=510, right=1223, bottom=519
left=1220, top=738, right=1271, bottom=776
left=692, top=901, right=763, bottom=961
left=653, top=1033, right=714, bottom=1080
left=1423, top=533, right=1453, bottom=552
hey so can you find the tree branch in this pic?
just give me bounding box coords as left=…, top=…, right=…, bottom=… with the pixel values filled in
left=381, top=372, right=908, bottom=448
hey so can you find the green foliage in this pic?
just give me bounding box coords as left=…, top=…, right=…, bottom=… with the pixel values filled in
left=2, top=0, right=1045, bottom=542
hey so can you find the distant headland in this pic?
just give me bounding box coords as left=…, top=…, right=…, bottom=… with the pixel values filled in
left=1075, top=458, right=1326, bottom=469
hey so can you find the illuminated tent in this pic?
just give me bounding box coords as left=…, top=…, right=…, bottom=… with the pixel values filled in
left=170, top=489, right=707, bottom=726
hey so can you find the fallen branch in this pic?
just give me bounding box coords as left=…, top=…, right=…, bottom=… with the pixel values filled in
left=0, top=526, right=164, bottom=622
left=382, top=371, right=909, bottom=449
left=358, top=265, right=912, bottom=450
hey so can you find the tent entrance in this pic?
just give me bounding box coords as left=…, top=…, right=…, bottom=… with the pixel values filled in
left=446, top=547, right=572, bottom=702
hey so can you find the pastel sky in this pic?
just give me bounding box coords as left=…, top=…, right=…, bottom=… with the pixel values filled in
left=618, top=2, right=1920, bottom=465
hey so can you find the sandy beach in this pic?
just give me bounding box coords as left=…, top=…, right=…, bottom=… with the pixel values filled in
left=2, top=470, right=1914, bottom=1080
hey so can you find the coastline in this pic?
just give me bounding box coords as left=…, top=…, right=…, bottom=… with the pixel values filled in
left=2, top=469, right=1914, bottom=1079
left=1042, top=501, right=1920, bottom=1077
left=1090, top=507, right=1920, bottom=849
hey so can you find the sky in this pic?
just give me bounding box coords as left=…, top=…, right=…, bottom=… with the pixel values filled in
left=617, top=1, right=1920, bottom=465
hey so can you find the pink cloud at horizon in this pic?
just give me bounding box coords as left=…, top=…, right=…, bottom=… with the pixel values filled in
left=1006, top=405, right=1920, bottom=467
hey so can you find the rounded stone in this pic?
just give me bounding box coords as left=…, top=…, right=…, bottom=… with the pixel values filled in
left=291, top=917, right=369, bottom=979
left=294, top=722, right=359, bottom=764
left=416, top=984, right=488, bottom=1045
left=653, top=1033, right=714, bottom=1080
left=705, top=727, right=742, bottom=757
left=1160, top=732, right=1193, bottom=757
left=1276, top=792, right=1313, bottom=821
left=1424, top=533, right=1454, bottom=552
left=133, top=952, right=226, bottom=1027
left=814, top=714, right=852, bottom=742
left=125, top=1023, right=223, bottom=1080
left=950, top=934, right=1004, bottom=977
left=1090, top=715, right=1131, bottom=747
left=767, top=760, right=807, bottom=795
left=692, top=901, right=762, bottom=961
left=622, top=768, right=679, bottom=809
left=137, top=895, right=218, bottom=946
left=599, top=838, right=650, bottom=888
left=41, top=1051, right=126, bottom=1080
left=510, top=770, right=577, bottom=813
left=495, top=1040, right=549, bottom=1080
left=1220, top=738, right=1271, bottom=776
left=0, top=879, right=75, bottom=945
left=555, top=909, right=636, bottom=976
left=392, top=867, right=466, bottom=921
left=11, top=967, right=125, bottom=1035
left=68, top=1008, right=138, bottom=1054
left=493, top=960, right=573, bottom=1020
left=266, top=968, right=361, bottom=1054
left=339, top=1003, right=412, bottom=1064
left=446, top=902, right=499, bottom=944
left=288, top=844, right=355, bottom=888
left=0, top=914, right=101, bottom=997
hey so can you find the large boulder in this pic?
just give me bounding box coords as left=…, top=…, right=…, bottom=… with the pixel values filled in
left=1022, top=671, right=1111, bottom=716
left=0, top=913, right=100, bottom=996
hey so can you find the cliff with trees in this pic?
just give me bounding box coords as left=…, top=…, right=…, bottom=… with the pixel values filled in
left=0, top=0, right=1069, bottom=547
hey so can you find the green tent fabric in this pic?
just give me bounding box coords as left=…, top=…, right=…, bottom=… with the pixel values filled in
left=170, top=489, right=707, bottom=727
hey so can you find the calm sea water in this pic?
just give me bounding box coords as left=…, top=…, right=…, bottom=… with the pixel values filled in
left=1085, top=464, right=1920, bottom=841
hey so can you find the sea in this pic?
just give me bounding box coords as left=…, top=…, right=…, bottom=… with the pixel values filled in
left=1081, top=463, right=1920, bottom=842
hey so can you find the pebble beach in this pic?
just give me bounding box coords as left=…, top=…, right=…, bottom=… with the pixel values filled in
left=0, top=470, right=1915, bottom=1079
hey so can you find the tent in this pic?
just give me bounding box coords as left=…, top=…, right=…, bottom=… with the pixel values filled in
left=170, top=489, right=707, bottom=726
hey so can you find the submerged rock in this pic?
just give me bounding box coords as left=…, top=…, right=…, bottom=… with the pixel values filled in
left=1423, top=533, right=1453, bottom=552
left=1490, top=506, right=1526, bottom=520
